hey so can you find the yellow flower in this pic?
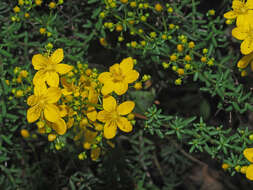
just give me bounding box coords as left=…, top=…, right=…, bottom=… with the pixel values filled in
left=155, top=3, right=163, bottom=12
left=116, top=24, right=123, bottom=32
left=21, top=129, right=30, bottom=138
left=49, top=2, right=56, bottom=9
left=237, top=52, right=253, bottom=69
left=61, top=77, right=77, bottom=96
left=120, top=0, right=128, bottom=3
left=184, top=55, right=192, bottom=62
left=48, top=134, right=57, bottom=141
left=20, top=70, right=28, bottom=78
left=32, top=48, right=73, bottom=87
left=169, top=24, right=175, bottom=29
left=232, top=24, right=253, bottom=55
left=167, top=7, right=173, bottom=13
left=177, top=68, right=184, bottom=75
left=35, top=0, right=42, bottom=6
left=150, top=32, right=157, bottom=38
left=177, top=44, right=183, bottom=52
left=99, top=37, right=107, bottom=46
left=222, top=163, right=230, bottom=170
left=19, top=0, right=24, bottom=6
left=170, top=54, right=177, bottom=61
left=243, top=148, right=253, bottom=180
left=224, top=0, right=253, bottom=27
left=208, top=9, right=215, bottom=16
left=97, top=96, right=135, bottom=139
left=86, top=88, right=99, bottom=122
left=188, top=41, right=195, bottom=48
left=134, top=82, right=142, bottom=90
left=175, top=78, right=182, bottom=85
left=131, top=41, right=137, bottom=48
left=130, top=1, right=137, bottom=7
left=26, top=84, right=65, bottom=132
left=16, top=90, right=24, bottom=97
left=201, top=56, right=207, bottom=62
left=13, top=6, right=20, bottom=13
left=39, top=27, right=46, bottom=34
left=98, top=57, right=139, bottom=95
left=24, top=13, right=30, bottom=18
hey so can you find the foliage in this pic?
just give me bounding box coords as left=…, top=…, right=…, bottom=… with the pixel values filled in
left=1, top=0, right=253, bottom=189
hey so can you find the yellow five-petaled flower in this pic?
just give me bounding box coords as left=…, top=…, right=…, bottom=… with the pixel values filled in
left=224, top=0, right=253, bottom=27
left=232, top=23, right=253, bottom=55
left=32, top=48, right=73, bottom=87
left=27, top=83, right=66, bottom=135
left=98, top=57, right=139, bottom=95
left=97, top=96, right=135, bottom=139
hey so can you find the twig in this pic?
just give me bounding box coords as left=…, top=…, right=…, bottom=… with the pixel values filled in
left=172, top=140, right=207, bottom=167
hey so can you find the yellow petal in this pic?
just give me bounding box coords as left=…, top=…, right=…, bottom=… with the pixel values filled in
left=120, top=57, right=134, bottom=73
left=232, top=27, right=248, bottom=40
left=232, top=0, right=244, bottom=9
left=116, top=116, right=133, bottom=133
left=62, top=89, right=73, bottom=96
left=241, top=38, right=253, bottom=55
left=117, top=101, right=135, bottom=115
left=114, top=82, right=128, bottom=95
left=59, top=105, right=68, bottom=117
left=27, top=95, right=38, bottom=106
left=103, top=121, right=117, bottom=139
left=32, top=54, right=48, bottom=70
left=91, top=147, right=101, bottom=161
left=98, top=72, right=112, bottom=83
left=223, top=11, right=237, bottom=19
left=124, top=70, right=139, bottom=83
left=109, top=63, right=120, bottom=73
left=101, top=83, right=114, bottom=95
left=33, top=70, right=47, bottom=86
left=88, top=88, right=98, bottom=104
left=84, top=129, right=98, bottom=142
left=67, top=118, right=74, bottom=128
left=46, top=87, right=61, bottom=103
left=246, top=165, right=253, bottom=180
left=236, top=15, right=253, bottom=28
left=245, top=0, right=253, bottom=9
left=49, top=48, right=64, bottom=64
left=87, top=106, right=97, bottom=122
left=46, top=71, right=59, bottom=87
left=237, top=53, right=253, bottom=69
left=34, top=82, right=47, bottom=96
left=27, top=104, right=42, bottom=123
left=97, top=110, right=111, bottom=123
left=44, top=104, right=61, bottom=122
left=52, top=118, right=67, bottom=135
left=103, top=95, right=116, bottom=112
left=61, top=77, right=70, bottom=88
left=244, top=148, right=253, bottom=162
left=55, top=64, right=73, bottom=74
left=246, top=1, right=253, bottom=9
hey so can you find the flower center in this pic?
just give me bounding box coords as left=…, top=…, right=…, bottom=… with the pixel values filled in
left=39, top=98, right=46, bottom=106
left=46, top=63, right=56, bottom=71
left=111, top=67, right=125, bottom=82
left=240, top=6, right=247, bottom=13
left=111, top=111, right=119, bottom=120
